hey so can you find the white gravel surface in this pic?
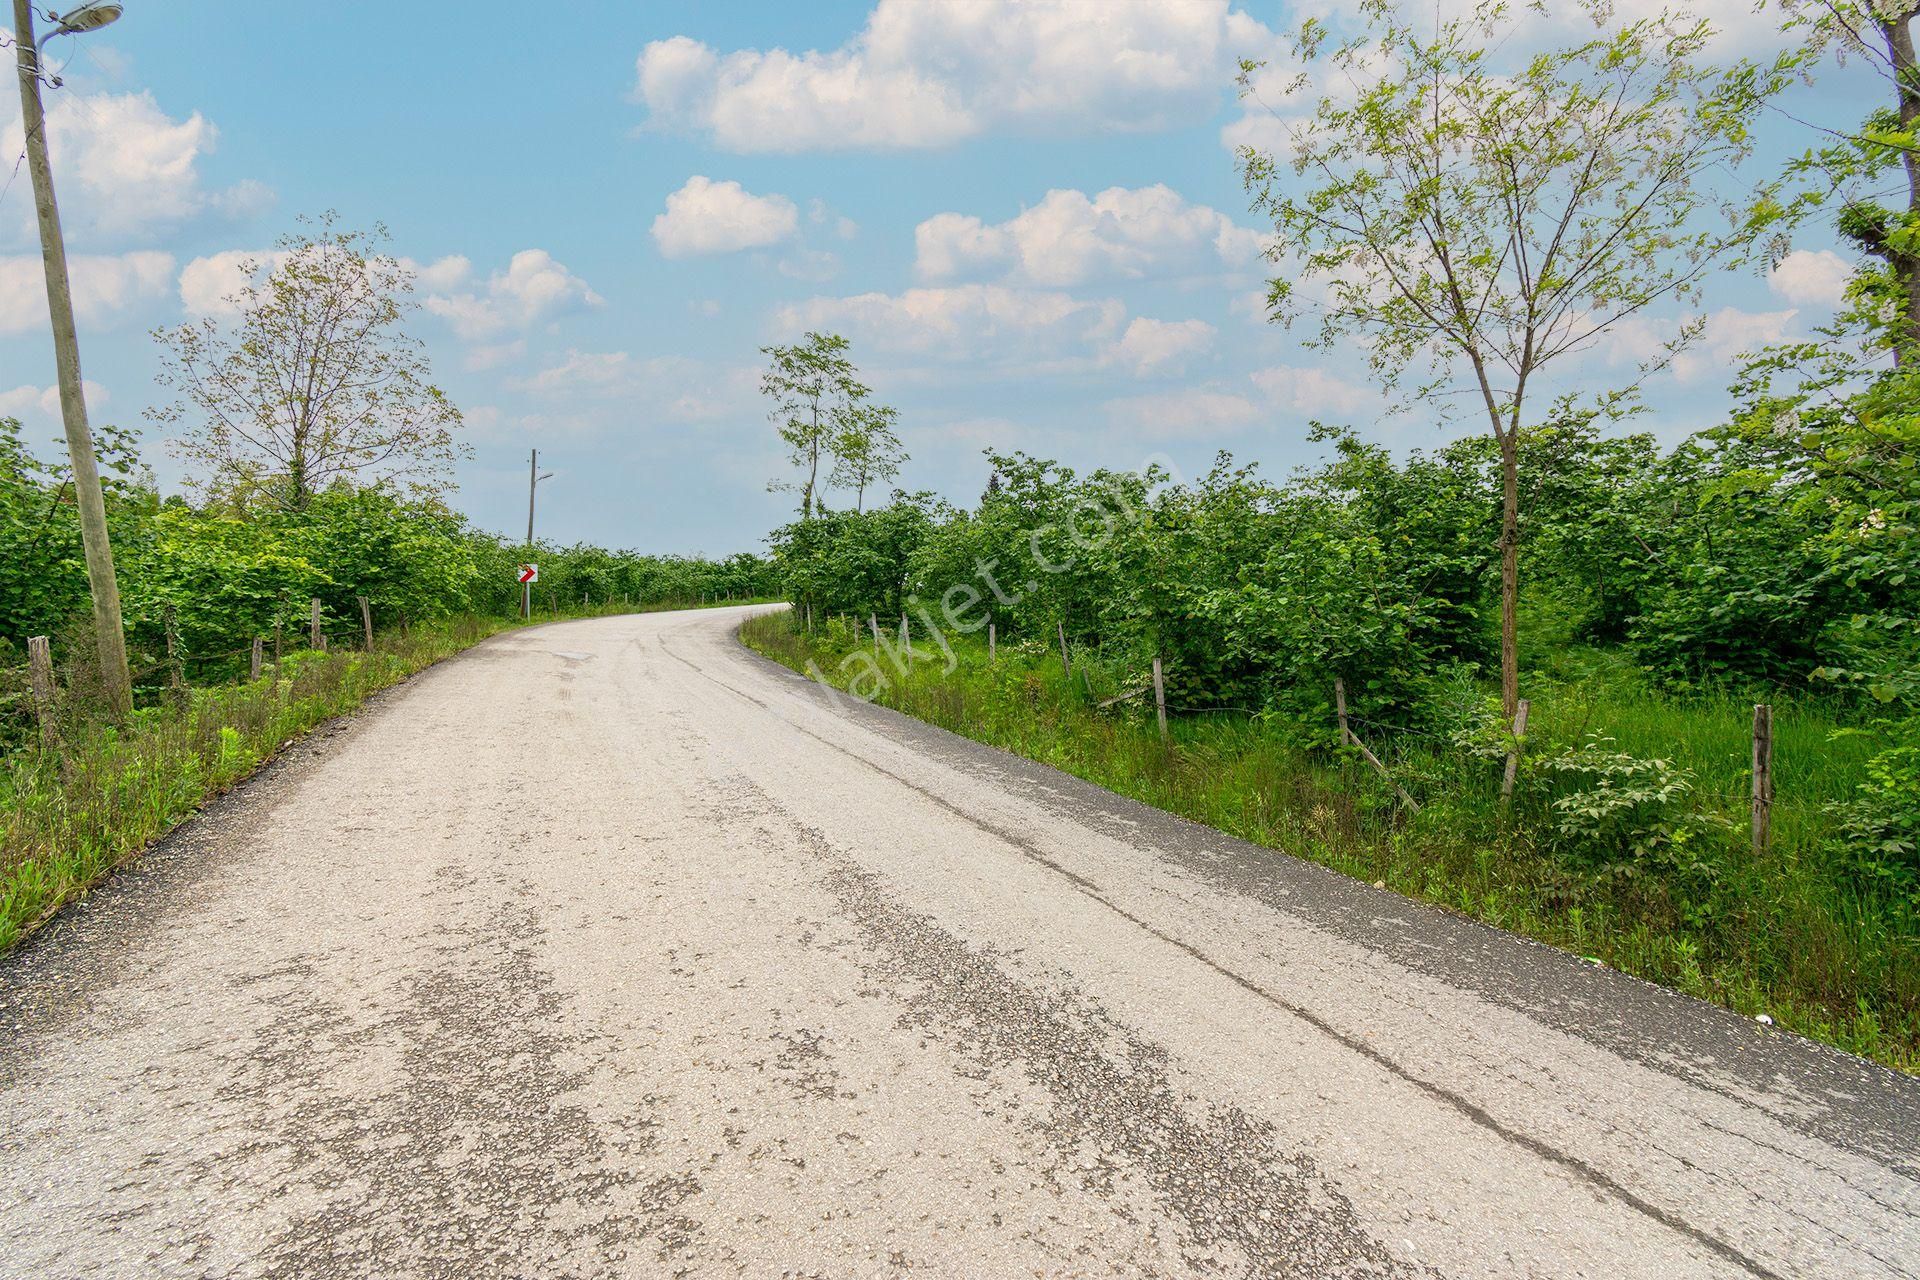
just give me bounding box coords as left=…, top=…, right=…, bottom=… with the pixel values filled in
left=1, top=604, right=1915, bottom=1279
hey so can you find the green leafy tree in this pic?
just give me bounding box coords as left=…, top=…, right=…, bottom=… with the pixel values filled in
left=122, top=508, right=327, bottom=658
left=761, top=331, right=867, bottom=519
left=1781, top=2, right=1920, bottom=358
left=1238, top=0, right=1792, bottom=715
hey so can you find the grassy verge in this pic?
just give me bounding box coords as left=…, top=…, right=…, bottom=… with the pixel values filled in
left=741, top=612, right=1918, bottom=1074
left=0, top=599, right=762, bottom=953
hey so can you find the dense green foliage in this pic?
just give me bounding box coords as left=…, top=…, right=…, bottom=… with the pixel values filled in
left=773, top=414, right=1912, bottom=719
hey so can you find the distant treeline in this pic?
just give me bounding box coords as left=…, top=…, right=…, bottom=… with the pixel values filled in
left=0, top=419, right=775, bottom=680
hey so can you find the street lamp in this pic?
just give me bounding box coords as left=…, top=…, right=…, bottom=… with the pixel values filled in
left=11, top=0, right=131, bottom=715
left=525, top=450, right=553, bottom=618
left=45, top=5, right=124, bottom=35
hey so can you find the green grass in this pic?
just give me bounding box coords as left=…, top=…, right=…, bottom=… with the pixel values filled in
left=742, top=612, right=1919, bottom=1074
left=0, top=597, right=765, bottom=953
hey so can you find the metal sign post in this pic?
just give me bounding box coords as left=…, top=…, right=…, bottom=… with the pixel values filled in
left=517, top=563, right=539, bottom=619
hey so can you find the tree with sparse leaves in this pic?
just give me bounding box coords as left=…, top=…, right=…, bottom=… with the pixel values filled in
left=1237, top=0, right=1793, bottom=716
left=761, top=331, right=868, bottom=520
left=831, top=401, right=907, bottom=512
left=149, top=214, right=465, bottom=513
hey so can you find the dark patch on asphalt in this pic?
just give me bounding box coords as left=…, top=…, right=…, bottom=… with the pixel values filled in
left=245, top=897, right=700, bottom=1277
left=716, top=630, right=1920, bottom=1175
left=680, top=758, right=1423, bottom=1277
left=764, top=1026, right=856, bottom=1103
left=793, top=822, right=1428, bottom=1278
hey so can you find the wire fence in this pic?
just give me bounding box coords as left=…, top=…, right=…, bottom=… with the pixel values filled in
left=0, top=595, right=393, bottom=739
left=837, top=620, right=1842, bottom=844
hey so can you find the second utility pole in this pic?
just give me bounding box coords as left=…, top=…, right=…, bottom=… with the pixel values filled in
left=524, top=448, right=537, bottom=619
left=13, top=0, right=132, bottom=715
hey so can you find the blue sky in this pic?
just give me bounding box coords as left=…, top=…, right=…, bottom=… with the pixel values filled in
left=0, top=1, right=1864, bottom=556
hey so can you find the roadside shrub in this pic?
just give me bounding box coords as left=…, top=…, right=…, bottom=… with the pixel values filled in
left=1530, top=736, right=1732, bottom=907
left=1828, top=737, right=1920, bottom=904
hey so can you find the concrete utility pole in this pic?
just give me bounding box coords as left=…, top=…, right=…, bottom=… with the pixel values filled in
left=523, top=449, right=551, bottom=619
left=524, top=449, right=537, bottom=619
left=12, top=1, right=132, bottom=715
left=525, top=448, right=538, bottom=543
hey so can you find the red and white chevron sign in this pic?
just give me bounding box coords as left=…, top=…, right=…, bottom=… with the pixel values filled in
left=517, top=563, right=538, bottom=585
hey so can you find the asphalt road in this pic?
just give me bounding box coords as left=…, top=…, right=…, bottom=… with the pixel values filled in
left=2, top=605, right=1916, bottom=1279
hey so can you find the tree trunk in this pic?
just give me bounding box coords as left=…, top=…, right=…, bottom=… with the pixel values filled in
left=1499, top=428, right=1520, bottom=720
left=289, top=429, right=309, bottom=511
left=1884, top=11, right=1920, bottom=359
left=804, top=400, right=820, bottom=518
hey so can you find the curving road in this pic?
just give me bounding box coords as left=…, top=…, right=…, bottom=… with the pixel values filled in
left=2, top=605, right=1916, bottom=1278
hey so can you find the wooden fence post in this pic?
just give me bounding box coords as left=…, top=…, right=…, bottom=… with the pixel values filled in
left=27, top=635, right=54, bottom=730
left=1501, top=698, right=1531, bottom=803
left=250, top=637, right=264, bottom=682
left=1152, top=654, right=1168, bottom=746
left=900, top=611, right=909, bottom=649
left=1752, top=703, right=1773, bottom=857
left=988, top=620, right=996, bottom=663
left=1334, top=678, right=1350, bottom=745
left=1057, top=619, right=1071, bottom=679
left=358, top=596, right=374, bottom=649
left=309, top=598, right=322, bottom=649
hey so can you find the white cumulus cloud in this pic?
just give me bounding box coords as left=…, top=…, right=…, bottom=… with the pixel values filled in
left=1107, top=317, right=1215, bottom=376
left=1104, top=388, right=1262, bottom=436
left=1250, top=365, right=1374, bottom=416
left=652, top=176, right=800, bottom=258
left=178, top=248, right=281, bottom=317
left=180, top=249, right=472, bottom=318
left=916, top=185, right=1266, bottom=287
left=776, top=284, right=1126, bottom=363
left=0, top=251, right=172, bottom=335
left=1670, top=307, right=1800, bottom=384
left=1219, top=2, right=1782, bottom=159
left=0, top=379, right=109, bottom=420
left=506, top=349, right=756, bottom=424
left=410, top=254, right=473, bottom=294
left=1768, top=249, right=1852, bottom=309
left=423, top=249, right=602, bottom=343
left=508, top=349, right=637, bottom=395
left=0, top=90, right=269, bottom=244
left=634, top=0, right=1272, bottom=152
